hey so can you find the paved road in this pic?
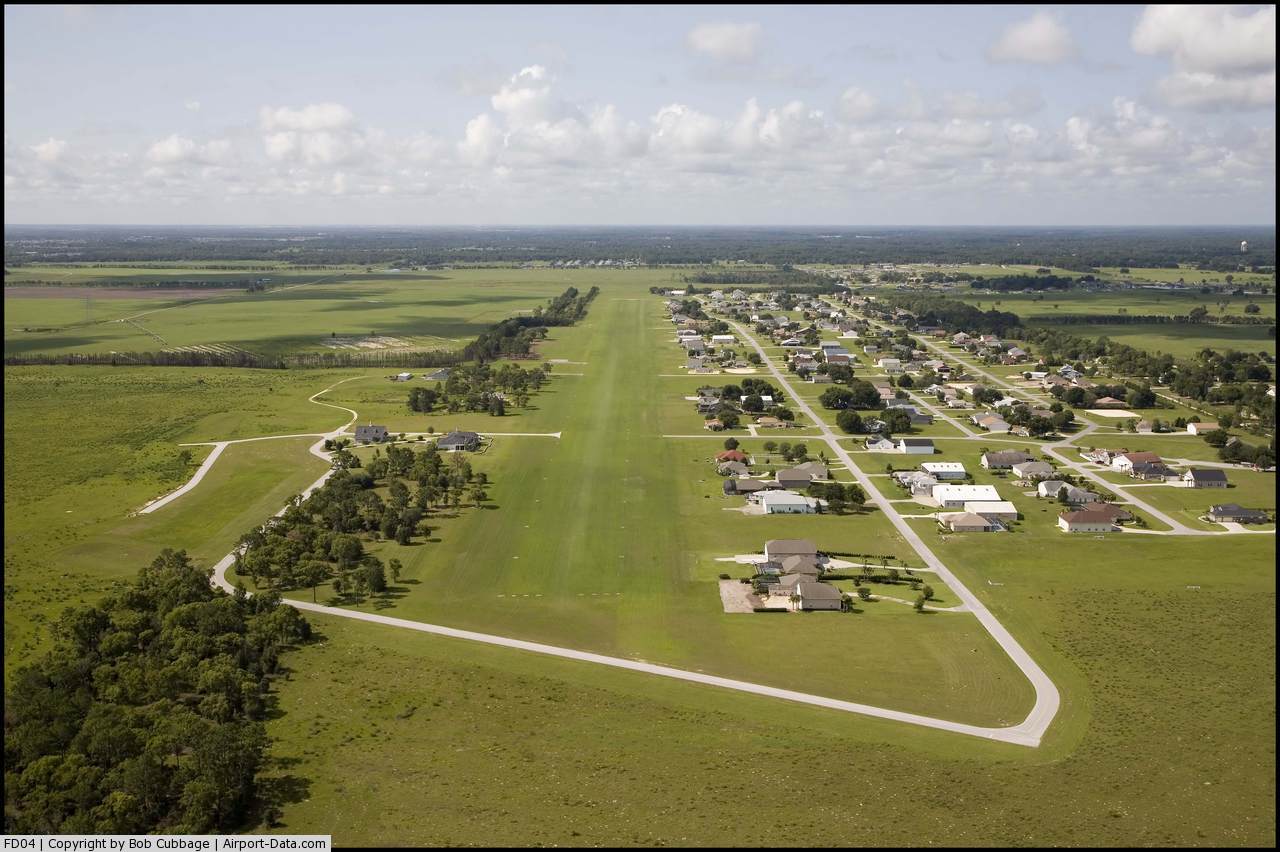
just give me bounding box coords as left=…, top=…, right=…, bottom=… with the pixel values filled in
left=900, top=332, right=1229, bottom=535
left=210, top=543, right=1038, bottom=746
left=729, top=320, right=1060, bottom=747
left=136, top=377, right=365, bottom=515
left=135, top=442, right=229, bottom=515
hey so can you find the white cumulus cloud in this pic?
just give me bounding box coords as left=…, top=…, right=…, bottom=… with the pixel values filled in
left=987, top=11, right=1077, bottom=64
left=1132, top=5, right=1276, bottom=111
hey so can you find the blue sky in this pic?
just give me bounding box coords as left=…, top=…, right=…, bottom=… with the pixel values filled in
left=4, top=4, right=1275, bottom=225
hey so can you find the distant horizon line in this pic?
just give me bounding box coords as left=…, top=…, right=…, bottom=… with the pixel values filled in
left=4, top=223, right=1276, bottom=230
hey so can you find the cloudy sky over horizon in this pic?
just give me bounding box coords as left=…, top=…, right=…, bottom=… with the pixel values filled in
left=4, top=4, right=1275, bottom=226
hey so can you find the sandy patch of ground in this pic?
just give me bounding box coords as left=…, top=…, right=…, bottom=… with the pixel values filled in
left=322, top=335, right=418, bottom=350
left=718, top=580, right=761, bottom=613
left=1085, top=408, right=1139, bottom=418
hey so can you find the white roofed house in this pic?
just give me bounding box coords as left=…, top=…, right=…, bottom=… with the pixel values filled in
left=710, top=334, right=737, bottom=345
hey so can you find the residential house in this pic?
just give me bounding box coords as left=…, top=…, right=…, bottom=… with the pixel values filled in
left=1183, top=468, right=1228, bottom=488
left=1093, top=396, right=1128, bottom=409
left=893, top=471, right=939, bottom=496
left=710, top=334, right=736, bottom=346
left=1036, top=481, right=1099, bottom=503
left=1207, top=504, right=1269, bottom=523
left=1011, top=461, right=1056, bottom=481
left=972, top=414, right=1011, bottom=433
left=939, top=512, right=995, bottom=532
left=778, top=554, right=822, bottom=576
left=755, top=415, right=786, bottom=428
left=864, top=436, right=896, bottom=451
left=723, top=478, right=768, bottom=496
left=354, top=425, right=390, bottom=443
left=776, top=467, right=818, bottom=489
left=1186, top=422, right=1216, bottom=435
left=981, top=450, right=1033, bottom=469
left=436, top=430, right=480, bottom=451
left=795, top=582, right=844, bottom=611
left=1131, top=462, right=1177, bottom=481
left=793, top=461, right=829, bottom=480
left=1112, top=452, right=1163, bottom=474
left=1088, top=504, right=1133, bottom=524
left=718, top=460, right=749, bottom=477
left=1058, top=508, right=1118, bottom=533
left=764, top=539, right=818, bottom=561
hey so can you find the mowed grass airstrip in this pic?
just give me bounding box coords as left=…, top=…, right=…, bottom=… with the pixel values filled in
left=3, top=268, right=1275, bottom=846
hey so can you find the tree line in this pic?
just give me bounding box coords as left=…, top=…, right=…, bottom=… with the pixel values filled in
left=236, top=442, right=489, bottom=599
left=4, top=550, right=312, bottom=833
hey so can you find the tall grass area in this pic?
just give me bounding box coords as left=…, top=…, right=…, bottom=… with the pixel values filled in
left=2, top=367, right=350, bottom=669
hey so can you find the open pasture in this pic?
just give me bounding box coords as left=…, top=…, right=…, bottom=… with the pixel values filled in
left=3, top=266, right=687, bottom=358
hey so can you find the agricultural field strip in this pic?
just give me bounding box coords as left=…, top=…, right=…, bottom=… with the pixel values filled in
left=895, top=324, right=1273, bottom=537
left=727, top=318, right=1059, bottom=746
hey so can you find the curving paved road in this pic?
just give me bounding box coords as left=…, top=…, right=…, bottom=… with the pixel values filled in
left=729, top=319, right=1061, bottom=746
left=209, top=543, right=1036, bottom=746
left=135, top=377, right=366, bottom=515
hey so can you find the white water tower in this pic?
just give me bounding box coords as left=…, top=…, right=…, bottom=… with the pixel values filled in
left=1241, top=240, right=1249, bottom=253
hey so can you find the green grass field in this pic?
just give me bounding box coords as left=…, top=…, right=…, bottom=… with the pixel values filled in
left=3, top=266, right=688, bottom=358
left=3, top=269, right=1274, bottom=846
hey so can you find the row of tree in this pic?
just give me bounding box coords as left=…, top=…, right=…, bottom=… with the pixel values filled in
left=407, top=362, right=550, bottom=416
left=236, top=444, right=488, bottom=599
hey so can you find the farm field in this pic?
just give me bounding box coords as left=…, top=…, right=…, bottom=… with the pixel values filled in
left=3, top=265, right=688, bottom=358
left=1035, top=322, right=1276, bottom=359
left=3, top=270, right=1274, bottom=847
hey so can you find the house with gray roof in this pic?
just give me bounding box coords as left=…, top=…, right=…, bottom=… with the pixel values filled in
left=437, top=430, right=481, bottom=451
left=354, top=425, right=389, bottom=443
left=795, top=582, right=844, bottom=611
